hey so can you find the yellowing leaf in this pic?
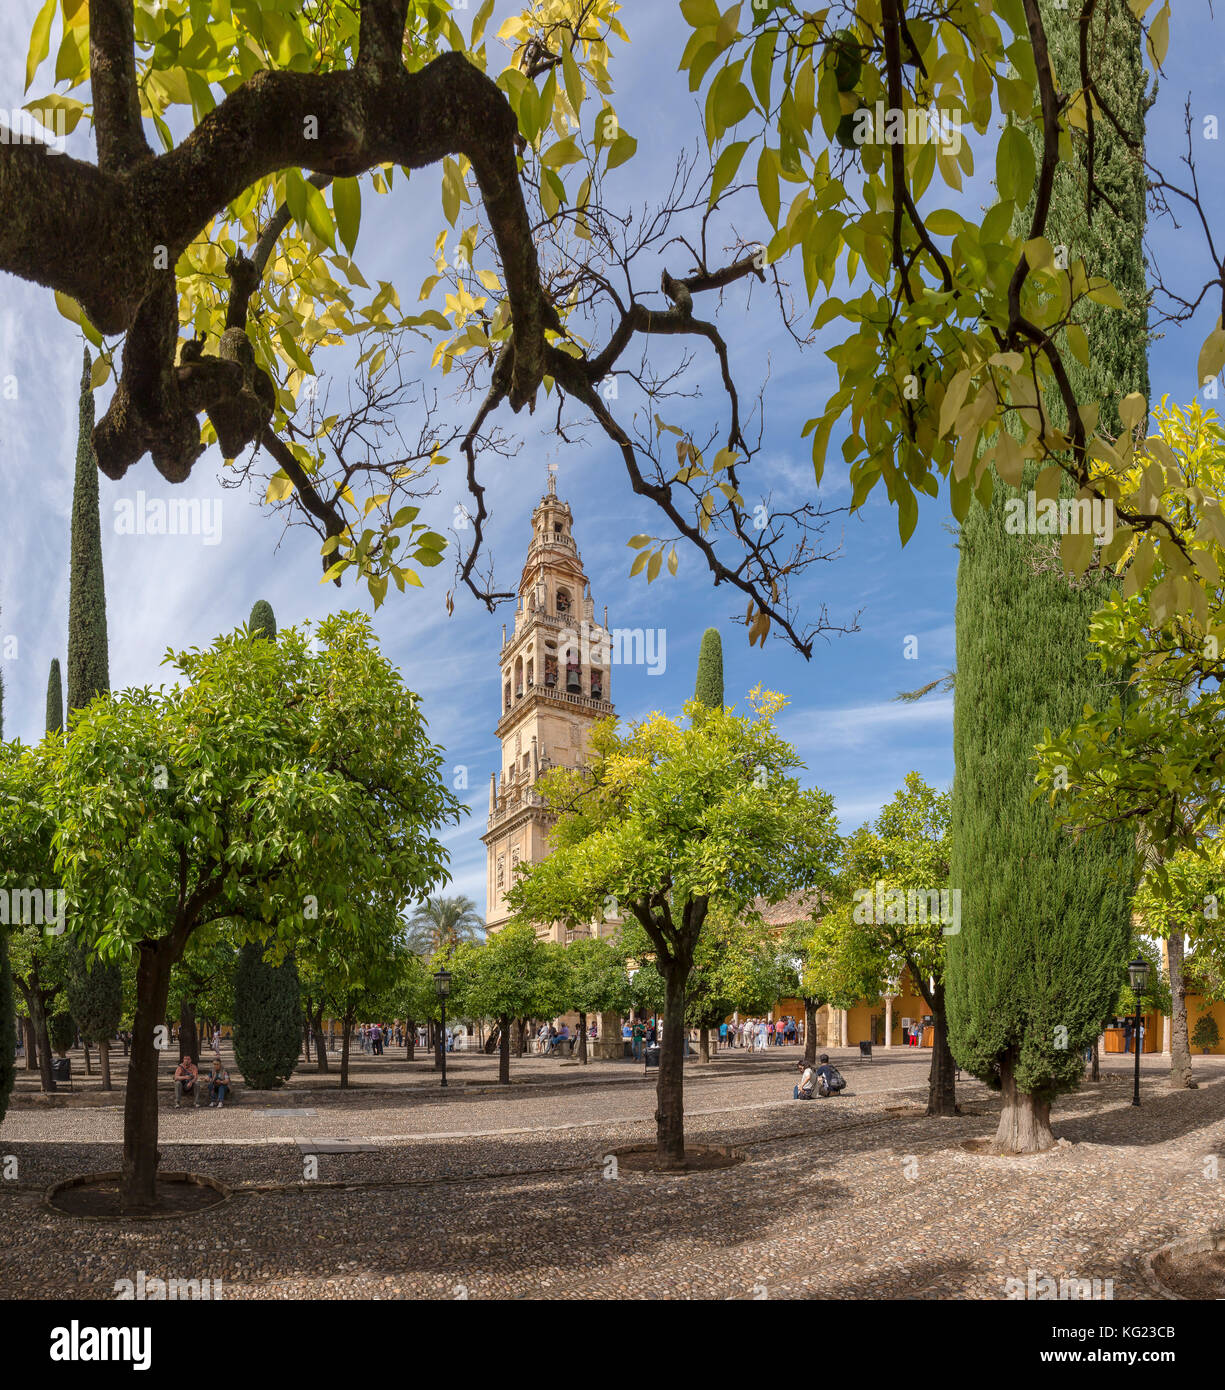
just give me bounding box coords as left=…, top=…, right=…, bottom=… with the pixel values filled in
left=1197, top=323, right=1225, bottom=387
left=266, top=472, right=295, bottom=503
left=25, top=0, right=55, bottom=92
left=1118, top=392, right=1148, bottom=433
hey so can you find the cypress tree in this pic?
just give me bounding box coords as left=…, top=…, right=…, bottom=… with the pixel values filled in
left=45, top=659, right=63, bottom=735
left=694, top=628, right=724, bottom=709
left=66, top=941, right=123, bottom=1092
left=946, top=3, right=1147, bottom=1151
left=67, top=348, right=109, bottom=714
left=248, top=599, right=277, bottom=640
left=48, top=1007, right=76, bottom=1056
left=232, top=941, right=301, bottom=1089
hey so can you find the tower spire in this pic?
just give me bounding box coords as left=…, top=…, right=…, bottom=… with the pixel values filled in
left=547, top=461, right=558, bottom=496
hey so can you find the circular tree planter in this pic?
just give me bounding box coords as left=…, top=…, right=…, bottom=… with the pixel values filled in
left=43, top=1171, right=232, bottom=1221
left=610, top=1143, right=744, bottom=1175
left=1146, top=1231, right=1225, bottom=1300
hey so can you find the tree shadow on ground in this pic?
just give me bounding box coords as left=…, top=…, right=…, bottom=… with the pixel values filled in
left=1052, top=1072, right=1225, bottom=1150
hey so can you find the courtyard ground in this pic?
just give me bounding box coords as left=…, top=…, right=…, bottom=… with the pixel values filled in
left=2, top=1046, right=1222, bottom=1299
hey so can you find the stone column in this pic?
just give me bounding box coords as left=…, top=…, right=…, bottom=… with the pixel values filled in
left=839, top=1009, right=849, bottom=1048
left=591, top=1010, right=623, bottom=1061
left=883, top=995, right=895, bottom=1048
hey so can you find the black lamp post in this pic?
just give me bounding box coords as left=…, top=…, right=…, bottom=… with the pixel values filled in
left=1127, top=955, right=1150, bottom=1107
left=434, top=968, right=452, bottom=1089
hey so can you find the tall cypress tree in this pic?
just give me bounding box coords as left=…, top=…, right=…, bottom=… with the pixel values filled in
left=248, top=599, right=276, bottom=641
left=67, top=349, right=109, bottom=714
left=947, top=3, right=1148, bottom=1151
left=232, top=941, right=301, bottom=1090
left=694, top=628, right=724, bottom=709
left=45, top=659, right=63, bottom=736
left=67, top=940, right=123, bottom=1092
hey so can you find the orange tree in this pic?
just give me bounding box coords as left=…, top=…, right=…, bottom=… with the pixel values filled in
left=507, top=691, right=840, bottom=1165
left=9, top=612, right=459, bottom=1212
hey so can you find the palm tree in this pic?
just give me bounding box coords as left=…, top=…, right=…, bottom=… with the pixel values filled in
left=404, top=895, right=485, bottom=955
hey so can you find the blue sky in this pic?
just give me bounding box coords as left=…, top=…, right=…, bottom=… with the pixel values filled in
left=0, top=2, right=1221, bottom=913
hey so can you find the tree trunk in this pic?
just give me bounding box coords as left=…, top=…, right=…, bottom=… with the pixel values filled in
left=698, top=1024, right=710, bottom=1064
left=1167, top=931, right=1196, bottom=1089
left=24, top=979, right=56, bottom=1093
left=99, top=1037, right=112, bottom=1092
left=83, top=1040, right=92, bottom=1075
left=513, top=1018, right=526, bottom=1058
left=21, top=1013, right=38, bottom=1070
left=121, top=942, right=175, bottom=1213
left=1084, top=1031, right=1101, bottom=1082
left=577, top=1011, right=588, bottom=1064
left=925, top=983, right=958, bottom=1116
left=803, top=999, right=818, bottom=1067
left=311, top=1006, right=329, bottom=1072
left=994, top=1052, right=1054, bottom=1154
left=179, top=998, right=198, bottom=1066
left=339, top=1011, right=353, bottom=1088
left=655, top=967, right=687, bottom=1167
left=498, top=1013, right=510, bottom=1085
left=302, top=1019, right=312, bottom=1063
left=404, top=1016, right=415, bottom=1061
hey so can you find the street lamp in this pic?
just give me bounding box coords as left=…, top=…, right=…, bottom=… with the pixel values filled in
left=434, top=968, right=452, bottom=1089
left=1127, top=955, right=1150, bottom=1107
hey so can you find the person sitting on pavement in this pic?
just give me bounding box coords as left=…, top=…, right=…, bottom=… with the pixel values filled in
left=173, top=1056, right=199, bottom=1108
left=814, top=1054, right=847, bottom=1096
left=793, top=1061, right=816, bottom=1100
left=206, top=1057, right=231, bottom=1108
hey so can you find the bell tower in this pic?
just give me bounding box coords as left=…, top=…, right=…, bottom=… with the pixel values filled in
left=482, top=471, right=616, bottom=940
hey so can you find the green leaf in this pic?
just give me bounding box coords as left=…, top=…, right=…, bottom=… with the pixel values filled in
left=996, top=123, right=1035, bottom=205
left=710, top=141, right=750, bottom=205
left=333, top=178, right=361, bottom=257
left=756, top=146, right=780, bottom=226
left=561, top=42, right=583, bottom=118
left=303, top=180, right=336, bottom=250
left=606, top=134, right=637, bottom=170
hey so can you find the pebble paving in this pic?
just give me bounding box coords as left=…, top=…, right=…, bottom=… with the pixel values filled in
left=2, top=1049, right=1222, bottom=1299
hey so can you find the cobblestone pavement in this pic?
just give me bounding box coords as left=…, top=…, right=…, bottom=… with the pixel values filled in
left=2, top=1050, right=1222, bottom=1299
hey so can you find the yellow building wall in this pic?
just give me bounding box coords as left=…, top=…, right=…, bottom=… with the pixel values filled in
left=846, top=970, right=930, bottom=1046
left=1186, top=993, right=1225, bottom=1055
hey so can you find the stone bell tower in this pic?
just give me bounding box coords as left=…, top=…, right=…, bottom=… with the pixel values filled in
left=482, top=469, right=617, bottom=951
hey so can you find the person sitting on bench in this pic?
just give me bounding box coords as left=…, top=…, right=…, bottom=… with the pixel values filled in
left=173, top=1057, right=200, bottom=1108
left=206, top=1057, right=231, bottom=1108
